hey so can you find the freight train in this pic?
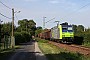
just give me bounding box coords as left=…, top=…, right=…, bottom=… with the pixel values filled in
left=38, top=22, right=74, bottom=43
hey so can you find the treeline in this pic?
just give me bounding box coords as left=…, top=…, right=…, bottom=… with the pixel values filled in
left=1, top=21, right=90, bottom=46
left=73, top=25, right=90, bottom=46
left=1, top=19, right=36, bottom=45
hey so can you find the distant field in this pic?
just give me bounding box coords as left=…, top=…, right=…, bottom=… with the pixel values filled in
left=36, top=38, right=90, bottom=60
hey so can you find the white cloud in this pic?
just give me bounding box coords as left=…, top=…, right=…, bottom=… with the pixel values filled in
left=49, top=0, right=59, bottom=4
left=23, top=0, right=38, bottom=2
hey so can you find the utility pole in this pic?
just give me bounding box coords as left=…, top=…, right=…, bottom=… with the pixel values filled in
left=11, top=9, right=20, bottom=48
left=0, top=19, right=3, bottom=43
left=55, top=21, right=60, bottom=27
left=12, top=8, right=14, bottom=37
left=43, top=17, right=46, bottom=29
left=11, top=8, right=15, bottom=49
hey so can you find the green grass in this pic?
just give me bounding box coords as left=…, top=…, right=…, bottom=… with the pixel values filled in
left=36, top=38, right=90, bottom=60
left=83, top=42, right=90, bottom=47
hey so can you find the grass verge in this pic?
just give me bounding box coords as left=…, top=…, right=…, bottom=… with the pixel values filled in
left=36, top=38, right=90, bottom=60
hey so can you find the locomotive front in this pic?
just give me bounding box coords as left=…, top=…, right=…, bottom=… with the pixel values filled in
left=60, top=22, right=74, bottom=43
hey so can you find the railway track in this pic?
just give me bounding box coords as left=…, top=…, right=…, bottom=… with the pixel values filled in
left=49, top=41, right=90, bottom=56
left=70, top=44, right=90, bottom=51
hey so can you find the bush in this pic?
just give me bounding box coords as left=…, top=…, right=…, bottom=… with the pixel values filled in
left=84, top=33, right=90, bottom=42
left=14, top=31, right=32, bottom=45
left=74, top=31, right=90, bottom=46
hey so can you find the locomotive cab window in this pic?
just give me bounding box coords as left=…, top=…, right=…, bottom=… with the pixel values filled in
left=68, top=27, right=73, bottom=32
left=68, top=27, right=72, bottom=30
left=62, top=27, right=67, bottom=32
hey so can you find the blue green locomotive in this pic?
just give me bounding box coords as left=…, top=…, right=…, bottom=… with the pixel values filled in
left=51, top=22, right=74, bottom=43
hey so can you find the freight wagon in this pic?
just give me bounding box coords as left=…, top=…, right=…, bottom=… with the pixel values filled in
left=38, top=29, right=51, bottom=39
left=44, top=29, right=51, bottom=40
left=38, top=22, right=74, bottom=43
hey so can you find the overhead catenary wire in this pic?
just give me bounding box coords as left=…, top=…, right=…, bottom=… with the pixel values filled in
left=61, top=2, right=90, bottom=20
left=45, top=18, right=55, bottom=23
left=78, top=3, right=90, bottom=11
left=0, top=12, right=11, bottom=19
left=0, top=1, right=11, bottom=9
left=0, top=1, right=12, bottom=19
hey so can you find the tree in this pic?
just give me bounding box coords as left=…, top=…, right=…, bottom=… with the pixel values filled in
left=17, top=19, right=36, bottom=36
left=85, top=28, right=90, bottom=33
left=77, top=25, right=84, bottom=32
left=72, top=25, right=77, bottom=33
left=35, top=26, right=43, bottom=37
left=1, top=22, right=12, bottom=36
left=28, top=20, right=36, bottom=36
left=37, top=26, right=42, bottom=30
left=18, top=19, right=28, bottom=31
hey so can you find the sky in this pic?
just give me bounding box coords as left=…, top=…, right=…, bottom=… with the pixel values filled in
left=0, top=0, right=90, bottom=28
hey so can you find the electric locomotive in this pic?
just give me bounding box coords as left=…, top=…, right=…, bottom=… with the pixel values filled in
left=51, top=22, right=74, bottom=43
